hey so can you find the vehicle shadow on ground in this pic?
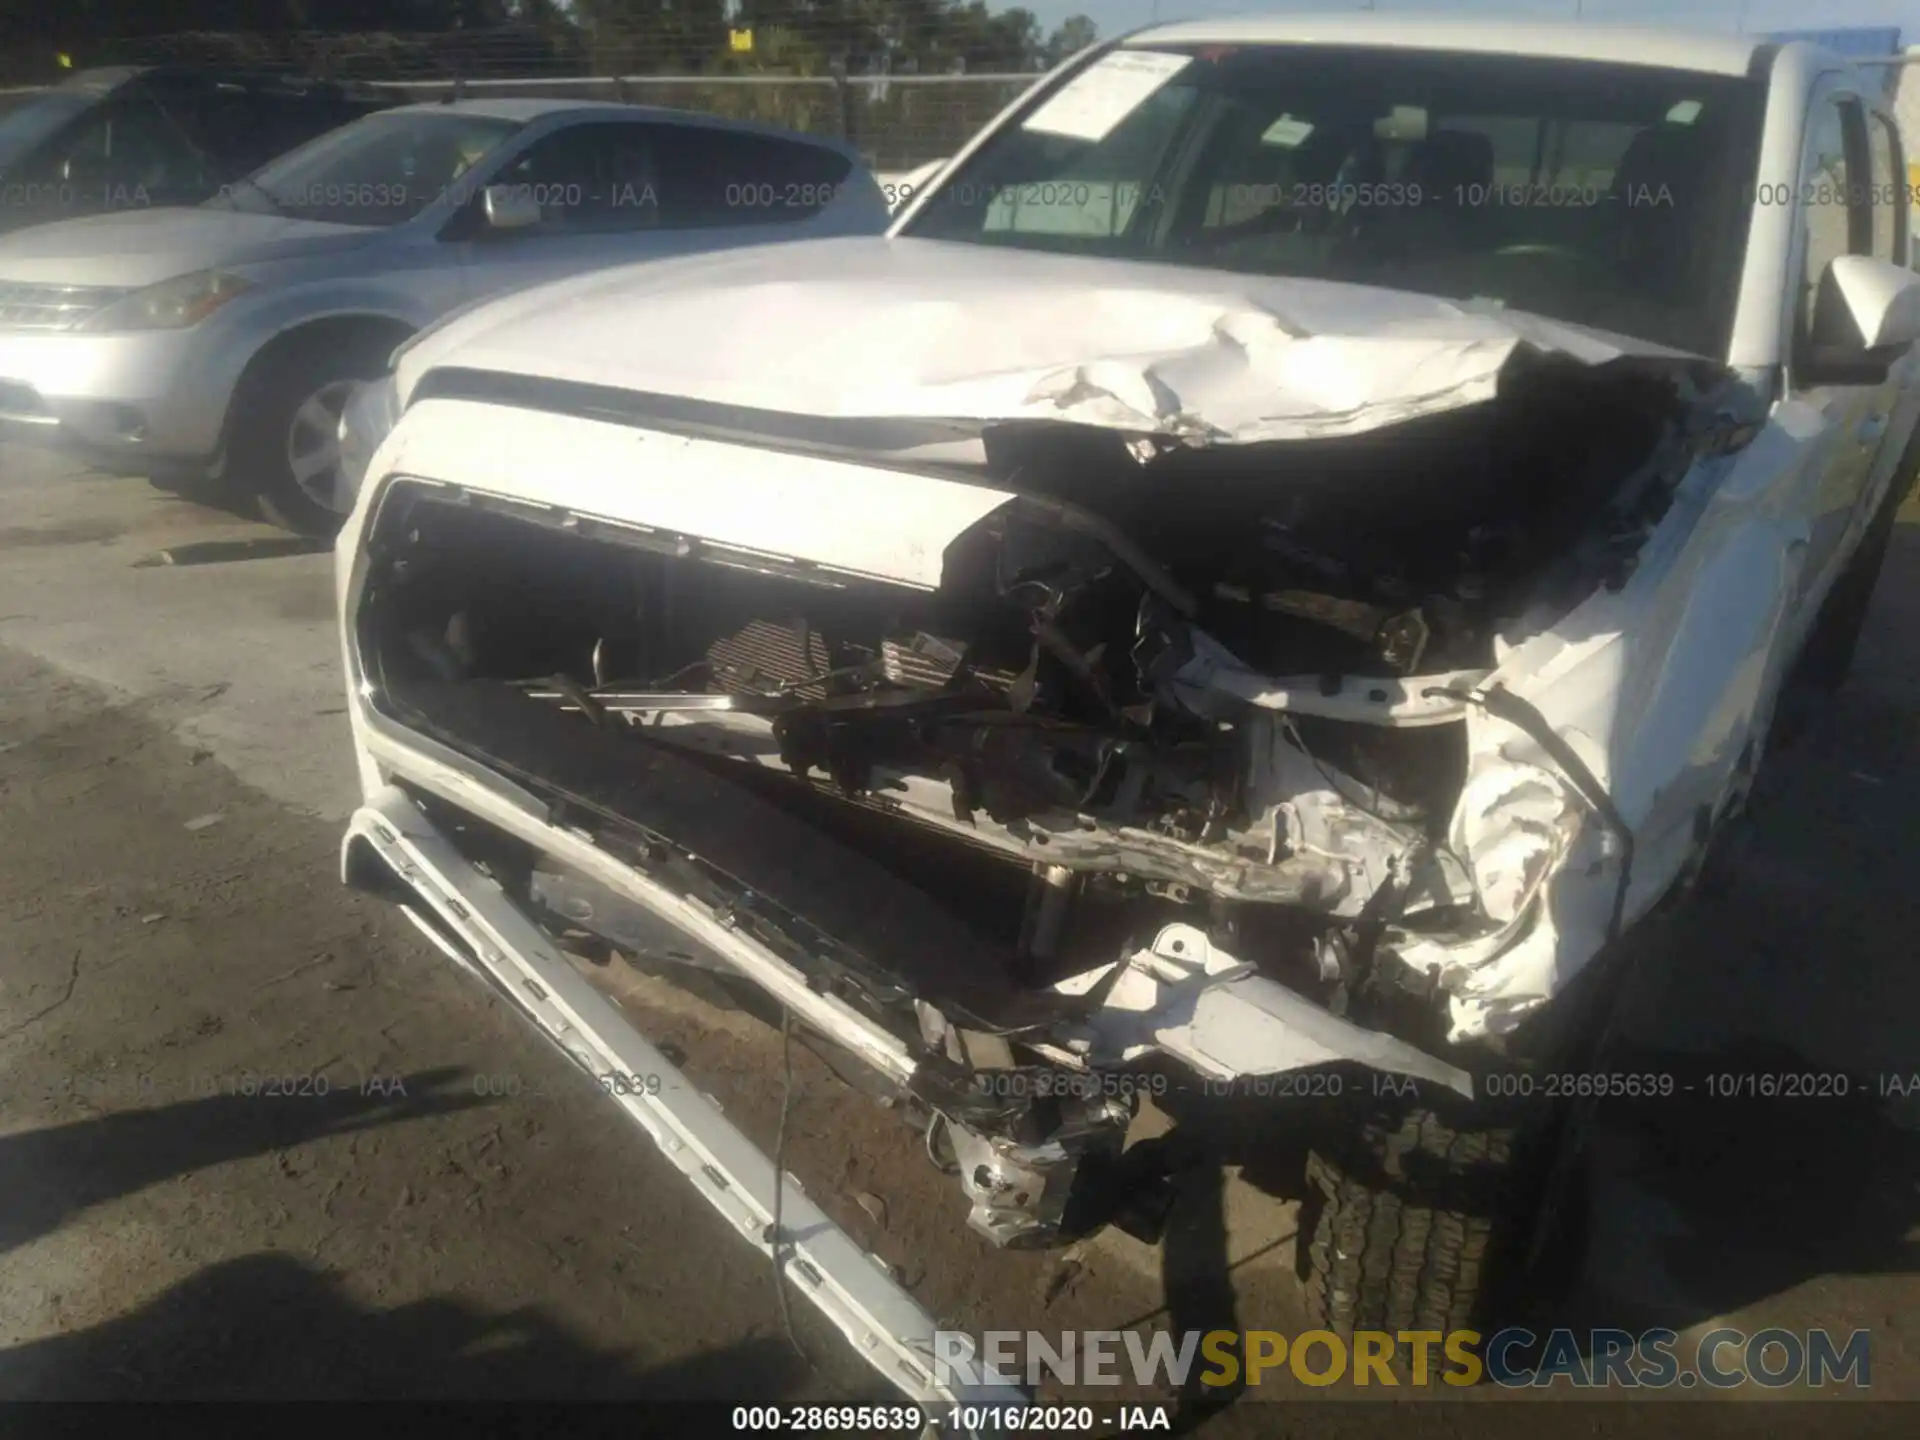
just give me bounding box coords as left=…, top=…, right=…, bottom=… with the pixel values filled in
left=1131, top=629, right=1920, bottom=1414
left=1550, top=1035, right=1920, bottom=1337
left=1584, top=650, right=1920, bottom=1293
left=0, top=1250, right=811, bottom=1399
left=1549, top=672, right=1920, bottom=1334
left=1149, top=1113, right=1316, bottom=1424
left=0, top=1069, right=489, bottom=1258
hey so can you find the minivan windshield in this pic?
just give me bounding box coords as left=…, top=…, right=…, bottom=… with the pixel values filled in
left=214, top=110, right=522, bottom=227
left=902, top=45, right=1766, bottom=356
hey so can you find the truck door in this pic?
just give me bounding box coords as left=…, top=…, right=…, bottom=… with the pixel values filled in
left=1858, top=105, right=1920, bottom=524
left=1782, top=84, right=1891, bottom=627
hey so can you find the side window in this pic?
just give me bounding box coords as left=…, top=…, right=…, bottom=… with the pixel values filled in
left=973, top=84, right=1191, bottom=239
left=1441, top=115, right=1544, bottom=186
left=17, top=97, right=215, bottom=202
left=490, top=122, right=661, bottom=233
left=1798, top=96, right=1870, bottom=343
left=652, top=127, right=854, bottom=229
left=150, top=87, right=262, bottom=176
left=1541, top=117, right=1644, bottom=190
left=1197, top=107, right=1315, bottom=232
left=1868, top=112, right=1905, bottom=266
left=1428, top=114, right=1641, bottom=191
left=214, top=93, right=354, bottom=176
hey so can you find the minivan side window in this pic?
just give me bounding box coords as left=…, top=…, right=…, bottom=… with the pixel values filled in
left=488, top=120, right=663, bottom=232
left=652, top=127, right=853, bottom=228
left=16, top=96, right=216, bottom=203
left=175, top=89, right=352, bottom=177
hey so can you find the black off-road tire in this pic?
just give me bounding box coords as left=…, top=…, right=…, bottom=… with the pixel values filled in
left=1298, top=936, right=1647, bottom=1346
left=231, top=330, right=398, bottom=540
left=1301, top=1101, right=1540, bottom=1339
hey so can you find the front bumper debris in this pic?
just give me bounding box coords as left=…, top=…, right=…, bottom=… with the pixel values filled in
left=342, top=785, right=1028, bottom=1413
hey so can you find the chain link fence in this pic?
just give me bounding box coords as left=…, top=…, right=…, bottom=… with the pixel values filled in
left=6, top=28, right=1043, bottom=170
left=367, top=74, right=1031, bottom=170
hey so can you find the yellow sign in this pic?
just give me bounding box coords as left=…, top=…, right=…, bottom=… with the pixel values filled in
left=56, top=53, right=72, bottom=69
left=729, top=28, right=754, bottom=54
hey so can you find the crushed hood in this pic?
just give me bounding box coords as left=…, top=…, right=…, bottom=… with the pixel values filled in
left=396, top=235, right=1710, bottom=446
left=0, top=206, right=377, bottom=287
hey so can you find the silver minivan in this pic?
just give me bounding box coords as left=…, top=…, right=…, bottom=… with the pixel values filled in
left=0, top=98, right=889, bottom=531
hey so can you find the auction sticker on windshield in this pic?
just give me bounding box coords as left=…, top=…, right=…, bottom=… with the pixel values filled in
left=1021, top=50, right=1193, bottom=143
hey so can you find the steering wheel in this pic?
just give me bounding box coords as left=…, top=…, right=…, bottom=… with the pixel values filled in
left=1318, top=142, right=1383, bottom=240
left=1493, top=242, right=1590, bottom=263
left=1489, top=240, right=1624, bottom=288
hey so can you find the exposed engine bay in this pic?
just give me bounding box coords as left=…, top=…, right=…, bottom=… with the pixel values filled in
left=351, top=350, right=1721, bottom=1247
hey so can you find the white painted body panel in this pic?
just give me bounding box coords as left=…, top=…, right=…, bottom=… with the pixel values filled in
left=345, top=34, right=1920, bottom=1046
left=1130, top=15, right=1762, bottom=77
left=391, top=234, right=1692, bottom=447
left=374, top=397, right=1016, bottom=591
left=341, top=356, right=1899, bottom=1046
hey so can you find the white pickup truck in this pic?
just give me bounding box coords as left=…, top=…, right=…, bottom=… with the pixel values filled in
left=331, top=17, right=1919, bottom=1402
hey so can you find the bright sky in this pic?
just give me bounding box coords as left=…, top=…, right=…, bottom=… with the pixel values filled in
left=1018, top=0, right=1919, bottom=45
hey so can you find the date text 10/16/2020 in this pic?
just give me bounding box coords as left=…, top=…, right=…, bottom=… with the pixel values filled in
left=45, top=1065, right=1919, bottom=1108
left=729, top=1404, right=1171, bottom=1433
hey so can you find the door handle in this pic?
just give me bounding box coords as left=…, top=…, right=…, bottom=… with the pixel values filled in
left=1857, top=414, right=1888, bottom=445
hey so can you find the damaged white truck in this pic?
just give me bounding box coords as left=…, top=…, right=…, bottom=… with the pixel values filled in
left=333, top=18, right=1920, bottom=1402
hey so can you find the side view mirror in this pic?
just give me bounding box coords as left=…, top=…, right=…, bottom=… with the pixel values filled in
left=481, top=183, right=541, bottom=233
left=1801, top=254, right=1920, bottom=386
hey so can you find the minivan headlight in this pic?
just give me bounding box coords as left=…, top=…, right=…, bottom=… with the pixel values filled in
left=77, top=270, right=255, bottom=332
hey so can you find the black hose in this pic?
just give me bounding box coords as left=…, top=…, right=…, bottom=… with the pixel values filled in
left=1427, top=683, right=1636, bottom=943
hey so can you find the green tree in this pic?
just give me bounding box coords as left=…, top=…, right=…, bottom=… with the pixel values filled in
left=718, top=23, right=828, bottom=76
left=574, top=0, right=730, bottom=72
left=1042, top=13, right=1096, bottom=68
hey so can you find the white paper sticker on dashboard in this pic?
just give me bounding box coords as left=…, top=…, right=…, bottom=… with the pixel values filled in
left=1021, top=50, right=1193, bottom=143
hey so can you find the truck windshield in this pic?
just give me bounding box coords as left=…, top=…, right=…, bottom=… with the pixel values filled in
left=902, top=45, right=1766, bottom=357
left=216, top=110, right=522, bottom=227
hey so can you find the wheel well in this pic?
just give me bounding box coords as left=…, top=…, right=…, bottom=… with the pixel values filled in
left=223, top=315, right=415, bottom=454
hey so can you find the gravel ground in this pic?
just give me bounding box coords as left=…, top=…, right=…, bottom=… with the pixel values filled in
left=1, top=449, right=1916, bottom=1433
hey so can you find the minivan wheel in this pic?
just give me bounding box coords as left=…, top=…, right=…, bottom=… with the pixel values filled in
left=232, top=333, right=396, bottom=538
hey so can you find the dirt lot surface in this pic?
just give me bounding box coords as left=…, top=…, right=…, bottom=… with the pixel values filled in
left=1, top=449, right=1917, bottom=1435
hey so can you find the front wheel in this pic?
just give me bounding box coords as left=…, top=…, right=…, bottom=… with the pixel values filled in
left=231, top=333, right=398, bottom=538
left=1298, top=939, right=1644, bottom=1348
left=1300, top=1101, right=1537, bottom=1340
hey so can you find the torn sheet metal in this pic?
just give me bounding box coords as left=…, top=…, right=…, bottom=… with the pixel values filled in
left=353, top=311, right=1808, bottom=1061
left=1060, top=923, right=1474, bottom=1097
left=1160, top=625, right=1489, bottom=726
left=1395, top=434, right=1818, bottom=1041
left=391, top=235, right=1710, bottom=449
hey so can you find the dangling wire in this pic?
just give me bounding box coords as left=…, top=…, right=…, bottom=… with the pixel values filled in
left=768, top=1007, right=821, bottom=1373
